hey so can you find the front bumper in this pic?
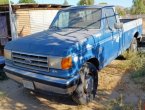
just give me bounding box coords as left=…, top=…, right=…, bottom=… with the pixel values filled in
left=4, top=66, right=79, bottom=94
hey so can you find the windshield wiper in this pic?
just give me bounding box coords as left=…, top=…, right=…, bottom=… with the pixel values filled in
left=67, top=26, right=88, bottom=31
left=50, top=26, right=60, bottom=30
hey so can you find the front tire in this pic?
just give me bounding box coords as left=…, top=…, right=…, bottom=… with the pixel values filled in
left=72, top=62, right=98, bottom=105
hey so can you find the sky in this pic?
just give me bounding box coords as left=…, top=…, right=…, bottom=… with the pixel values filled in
left=12, top=0, right=133, bottom=8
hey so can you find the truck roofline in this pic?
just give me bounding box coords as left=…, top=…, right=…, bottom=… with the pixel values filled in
left=61, top=5, right=115, bottom=11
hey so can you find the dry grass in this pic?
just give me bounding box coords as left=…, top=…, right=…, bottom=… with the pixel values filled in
left=0, top=52, right=145, bottom=110
left=128, top=53, right=145, bottom=91
left=108, top=94, right=134, bottom=110
left=143, top=19, right=145, bottom=30
left=103, top=52, right=145, bottom=109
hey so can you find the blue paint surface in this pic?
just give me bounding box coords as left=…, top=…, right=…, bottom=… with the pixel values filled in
left=5, top=5, right=142, bottom=79
left=0, top=56, right=5, bottom=65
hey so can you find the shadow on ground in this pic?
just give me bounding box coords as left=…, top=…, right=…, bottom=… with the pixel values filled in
left=0, top=59, right=145, bottom=110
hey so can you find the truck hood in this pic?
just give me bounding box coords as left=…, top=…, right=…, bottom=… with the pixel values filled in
left=5, top=29, right=99, bottom=56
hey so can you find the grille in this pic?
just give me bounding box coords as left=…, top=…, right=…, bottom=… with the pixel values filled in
left=12, top=52, right=49, bottom=72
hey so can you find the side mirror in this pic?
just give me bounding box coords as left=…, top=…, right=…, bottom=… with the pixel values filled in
left=114, top=22, right=123, bottom=29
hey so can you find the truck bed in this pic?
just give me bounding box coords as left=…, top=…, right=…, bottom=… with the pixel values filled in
left=120, top=18, right=138, bottom=23
left=120, top=18, right=142, bottom=32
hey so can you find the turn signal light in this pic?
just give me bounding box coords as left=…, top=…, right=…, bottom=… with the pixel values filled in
left=61, top=57, right=72, bottom=70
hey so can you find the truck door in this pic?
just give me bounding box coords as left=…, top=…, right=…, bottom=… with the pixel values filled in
left=96, top=9, right=115, bottom=68
left=104, top=8, right=122, bottom=58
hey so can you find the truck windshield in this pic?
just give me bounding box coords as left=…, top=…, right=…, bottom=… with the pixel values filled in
left=50, top=8, right=101, bottom=29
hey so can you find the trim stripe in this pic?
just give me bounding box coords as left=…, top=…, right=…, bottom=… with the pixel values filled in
left=99, top=37, right=112, bottom=45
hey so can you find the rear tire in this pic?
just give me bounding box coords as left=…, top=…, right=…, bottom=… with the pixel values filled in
left=129, top=37, right=138, bottom=53
left=72, top=62, right=98, bottom=105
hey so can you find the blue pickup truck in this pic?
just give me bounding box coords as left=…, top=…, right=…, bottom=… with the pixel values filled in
left=4, top=5, right=142, bottom=104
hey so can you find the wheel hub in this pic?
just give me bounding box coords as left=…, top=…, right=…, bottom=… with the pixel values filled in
left=84, top=75, right=94, bottom=94
left=132, top=43, right=137, bottom=50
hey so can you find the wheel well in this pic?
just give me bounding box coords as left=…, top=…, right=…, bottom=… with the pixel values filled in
left=87, top=58, right=99, bottom=70
left=134, top=32, right=140, bottom=42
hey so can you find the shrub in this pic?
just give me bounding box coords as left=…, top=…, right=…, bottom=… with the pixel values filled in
left=129, top=53, right=145, bottom=78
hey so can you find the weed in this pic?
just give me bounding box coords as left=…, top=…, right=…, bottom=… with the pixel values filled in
left=122, top=51, right=137, bottom=60
left=107, top=94, right=134, bottom=110
left=129, top=53, right=145, bottom=78
left=0, top=91, right=6, bottom=100
left=124, top=52, right=145, bottom=90
left=122, top=51, right=145, bottom=78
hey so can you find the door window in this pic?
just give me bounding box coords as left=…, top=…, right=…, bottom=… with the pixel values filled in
left=105, top=8, right=117, bottom=29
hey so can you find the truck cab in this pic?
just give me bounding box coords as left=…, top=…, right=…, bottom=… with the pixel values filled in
left=4, top=5, right=142, bottom=104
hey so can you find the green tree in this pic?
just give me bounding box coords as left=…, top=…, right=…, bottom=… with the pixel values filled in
left=131, top=0, right=145, bottom=14
left=124, top=8, right=131, bottom=14
left=143, top=0, right=145, bottom=5
left=11, top=1, right=14, bottom=4
left=78, top=0, right=94, bottom=5
left=0, top=0, right=14, bottom=4
left=63, top=0, right=69, bottom=5
left=116, top=7, right=126, bottom=16
left=0, top=0, right=8, bottom=4
left=99, top=2, right=107, bottom=5
left=19, top=0, right=36, bottom=3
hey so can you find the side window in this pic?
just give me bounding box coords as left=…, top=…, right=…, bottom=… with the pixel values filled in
left=57, top=12, right=69, bottom=28
left=105, top=8, right=117, bottom=29
left=105, top=18, right=109, bottom=30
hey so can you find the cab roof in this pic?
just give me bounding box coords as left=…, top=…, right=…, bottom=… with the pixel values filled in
left=61, top=5, right=114, bottom=11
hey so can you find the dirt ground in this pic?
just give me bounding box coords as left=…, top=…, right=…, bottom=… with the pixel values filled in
left=0, top=60, right=145, bottom=110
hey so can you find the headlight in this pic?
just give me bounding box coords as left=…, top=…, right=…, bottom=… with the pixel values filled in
left=4, top=49, right=12, bottom=60
left=49, top=56, right=72, bottom=70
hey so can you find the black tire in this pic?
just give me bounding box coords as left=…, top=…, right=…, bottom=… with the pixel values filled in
left=72, top=62, right=98, bottom=105
left=129, top=37, right=138, bottom=53
left=0, top=69, right=7, bottom=80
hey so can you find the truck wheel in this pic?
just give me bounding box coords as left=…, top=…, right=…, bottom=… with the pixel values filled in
left=72, top=62, right=98, bottom=105
left=129, top=37, right=138, bottom=52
